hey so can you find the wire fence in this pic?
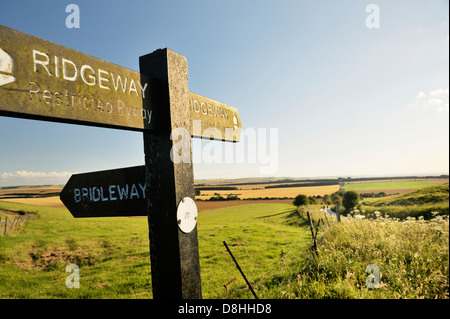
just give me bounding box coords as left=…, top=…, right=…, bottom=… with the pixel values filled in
left=0, top=213, right=35, bottom=236
left=226, top=233, right=309, bottom=298
left=224, top=210, right=335, bottom=298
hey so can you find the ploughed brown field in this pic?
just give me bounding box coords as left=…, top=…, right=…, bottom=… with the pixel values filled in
left=195, top=199, right=294, bottom=211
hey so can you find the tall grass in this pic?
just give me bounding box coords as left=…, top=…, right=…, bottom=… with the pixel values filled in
left=355, top=204, right=449, bottom=220
left=258, top=206, right=449, bottom=299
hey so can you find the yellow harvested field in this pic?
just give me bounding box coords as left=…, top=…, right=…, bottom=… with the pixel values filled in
left=197, top=185, right=340, bottom=200
left=0, top=196, right=65, bottom=209
left=235, top=182, right=322, bottom=190
left=0, top=186, right=62, bottom=196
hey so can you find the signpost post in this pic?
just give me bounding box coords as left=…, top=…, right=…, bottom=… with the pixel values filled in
left=140, top=49, right=201, bottom=299
left=0, top=24, right=242, bottom=299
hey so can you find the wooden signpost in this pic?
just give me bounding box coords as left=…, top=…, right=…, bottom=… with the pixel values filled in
left=0, top=24, right=242, bottom=299
left=60, top=165, right=146, bottom=218
left=0, top=25, right=241, bottom=141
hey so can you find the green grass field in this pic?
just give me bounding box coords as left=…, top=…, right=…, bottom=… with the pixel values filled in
left=1, top=188, right=448, bottom=299
left=0, top=201, right=152, bottom=298
left=0, top=201, right=311, bottom=299
left=344, top=180, right=435, bottom=191
left=198, top=203, right=313, bottom=298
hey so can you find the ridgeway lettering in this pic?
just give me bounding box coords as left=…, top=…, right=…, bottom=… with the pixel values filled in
left=32, top=49, right=149, bottom=98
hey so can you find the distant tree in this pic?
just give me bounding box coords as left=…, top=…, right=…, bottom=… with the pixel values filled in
left=209, top=195, right=225, bottom=201
left=226, top=194, right=240, bottom=201
left=323, top=194, right=332, bottom=205
left=331, top=193, right=342, bottom=204
left=308, top=196, right=317, bottom=205
left=343, top=191, right=360, bottom=211
left=293, top=194, right=309, bottom=207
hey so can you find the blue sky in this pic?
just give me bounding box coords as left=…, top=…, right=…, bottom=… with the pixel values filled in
left=0, top=0, right=449, bottom=186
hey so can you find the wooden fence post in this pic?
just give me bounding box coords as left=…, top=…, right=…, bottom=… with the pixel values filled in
left=9, top=217, right=17, bottom=231
left=314, top=218, right=322, bottom=240
left=336, top=202, right=341, bottom=222
left=307, top=211, right=318, bottom=254
left=323, top=212, right=329, bottom=226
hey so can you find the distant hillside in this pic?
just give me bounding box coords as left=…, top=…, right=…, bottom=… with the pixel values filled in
left=363, top=184, right=449, bottom=207
left=357, top=184, right=449, bottom=220
left=195, top=175, right=448, bottom=187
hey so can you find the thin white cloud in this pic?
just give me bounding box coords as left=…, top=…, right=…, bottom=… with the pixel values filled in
left=2, top=171, right=73, bottom=179
left=408, top=88, right=449, bottom=112
left=1, top=170, right=75, bottom=186
left=428, top=98, right=443, bottom=105
left=430, top=88, right=448, bottom=96
left=415, top=91, right=426, bottom=99
left=437, top=104, right=450, bottom=112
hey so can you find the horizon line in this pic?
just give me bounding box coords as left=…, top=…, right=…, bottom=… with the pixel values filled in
left=1, top=172, right=448, bottom=189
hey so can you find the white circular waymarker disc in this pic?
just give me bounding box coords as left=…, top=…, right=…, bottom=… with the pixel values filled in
left=176, top=197, right=198, bottom=233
